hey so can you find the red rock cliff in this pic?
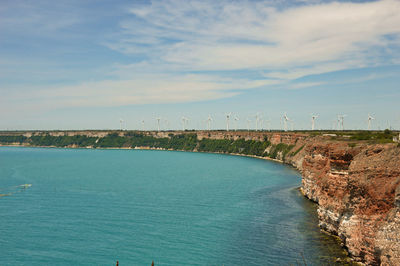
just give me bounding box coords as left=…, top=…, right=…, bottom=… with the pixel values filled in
left=187, top=131, right=400, bottom=265
left=299, top=141, right=400, bottom=265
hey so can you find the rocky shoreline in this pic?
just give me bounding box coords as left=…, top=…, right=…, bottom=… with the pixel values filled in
left=295, top=142, right=400, bottom=265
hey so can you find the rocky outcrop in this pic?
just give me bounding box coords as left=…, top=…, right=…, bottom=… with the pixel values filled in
left=300, top=141, right=400, bottom=265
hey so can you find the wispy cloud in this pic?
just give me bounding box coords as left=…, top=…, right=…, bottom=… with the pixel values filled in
left=0, top=1, right=82, bottom=34
left=108, top=0, right=400, bottom=75
left=1, top=0, right=400, bottom=115
left=0, top=74, right=274, bottom=114
left=287, top=81, right=325, bottom=90
left=91, top=0, right=400, bottom=108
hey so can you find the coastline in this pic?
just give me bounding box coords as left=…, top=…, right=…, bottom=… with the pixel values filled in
left=0, top=143, right=355, bottom=265
left=0, top=143, right=353, bottom=264
left=0, top=143, right=286, bottom=163
left=1, top=130, right=399, bottom=265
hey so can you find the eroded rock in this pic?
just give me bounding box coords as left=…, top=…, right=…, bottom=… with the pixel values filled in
left=300, top=143, right=400, bottom=265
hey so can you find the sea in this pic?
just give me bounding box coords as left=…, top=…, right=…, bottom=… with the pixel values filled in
left=0, top=147, right=348, bottom=265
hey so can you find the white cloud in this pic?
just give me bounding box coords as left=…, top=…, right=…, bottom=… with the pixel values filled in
left=3, top=0, right=400, bottom=113
left=0, top=74, right=275, bottom=114
left=0, top=2, right=81, bottom=34
left=110, top=0, right=400, bottom=75
left=89, top=0, right=400, bottom=110
left=263, top=59, right=365, bottom=79
left=287, top=81, right=325, bottom=90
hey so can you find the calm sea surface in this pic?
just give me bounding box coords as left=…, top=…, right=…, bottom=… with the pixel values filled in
left=0, top=147, right=347, bottom=265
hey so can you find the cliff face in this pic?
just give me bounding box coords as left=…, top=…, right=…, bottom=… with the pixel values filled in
left=299, top=141, right=400, bottom=265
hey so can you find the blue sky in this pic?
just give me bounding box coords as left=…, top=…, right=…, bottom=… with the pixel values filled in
left=1, top=0, right=399, bottom=130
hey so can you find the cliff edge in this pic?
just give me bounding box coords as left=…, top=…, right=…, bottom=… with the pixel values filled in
left=296, top=140, right=400, bottom=265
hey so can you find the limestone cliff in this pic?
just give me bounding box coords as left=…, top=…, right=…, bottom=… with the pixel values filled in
left=298, top=140, right=400, bottom=265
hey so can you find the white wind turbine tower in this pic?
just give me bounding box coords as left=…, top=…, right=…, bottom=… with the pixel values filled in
left=182, top=116, right=190, bottom=130
left=156, top=117, right=161, bottom=132
left=367, top=114, right=375, bottom=130
left=141, top=120, right=145, bottom=131
left=264, top=119, right=271, bottom=131
left=338, top=114, right=347, bottom=130
left=311, top=114, right=318, bottom=131
left=207, top=115, right=213, bottom=131
left=342, top=115, right=347, bottom=130
left=225, top=113, right=232, bottom=131
left=181, top=116, right=187, bottom=131
left=246, top=118, right=251, bottom=132
left=336, top=115, right=341, bottom=130
left=119, top=118, right=124, bottom=131
left=185, top=117, right=190, bottom=130
left=283, top=113, right=290, bottom=131
left=234, top=116, right=239, bottom=131
left=164, top=119, right=170, bottom=131
left=255, top=113, right=260, bottom=131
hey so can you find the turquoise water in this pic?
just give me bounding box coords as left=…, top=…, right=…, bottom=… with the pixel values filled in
left=0, top=147, right=346, bottom=265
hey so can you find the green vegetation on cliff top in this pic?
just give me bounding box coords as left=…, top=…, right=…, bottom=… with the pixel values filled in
left=0, top=133, right=296, bottom=160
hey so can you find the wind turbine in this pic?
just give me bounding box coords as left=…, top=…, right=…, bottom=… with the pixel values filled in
left=141, top=120, right=145, bottom=131
left=207, top=115, right=213, bottom=131
left=367, top=114, right=375, bottom=130
left=164, top=119, right=170, bottom=131
left=341, top=115, right=347, bottom=130
left=283, top=113, right=290, bottom=131
left=234, top=116, right=239, bottom=131
left=255, top=113, right=260, bottom=131
left=338, top=114, right=347, bottom=130
left=181, top=116, right=190, bottom=131
left=246, top=118, right=251, bottom=132
left=387, top=120, right=392, bottom=130
left=119, top=118, right=124, bottom=131
left=156, top=117, right=161, bottom=132
left=311, top=114, right=318, bottom=130
left=181, top=116, right=187, bottom=131
left=185, top=117, right=190, bottom=130
left=225, top=113, right=232, bottom=131
left=264, top=119, right=271, bottom=131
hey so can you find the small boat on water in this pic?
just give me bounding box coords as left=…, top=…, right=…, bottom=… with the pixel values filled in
left=0, top=184, right=32, bottom=198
